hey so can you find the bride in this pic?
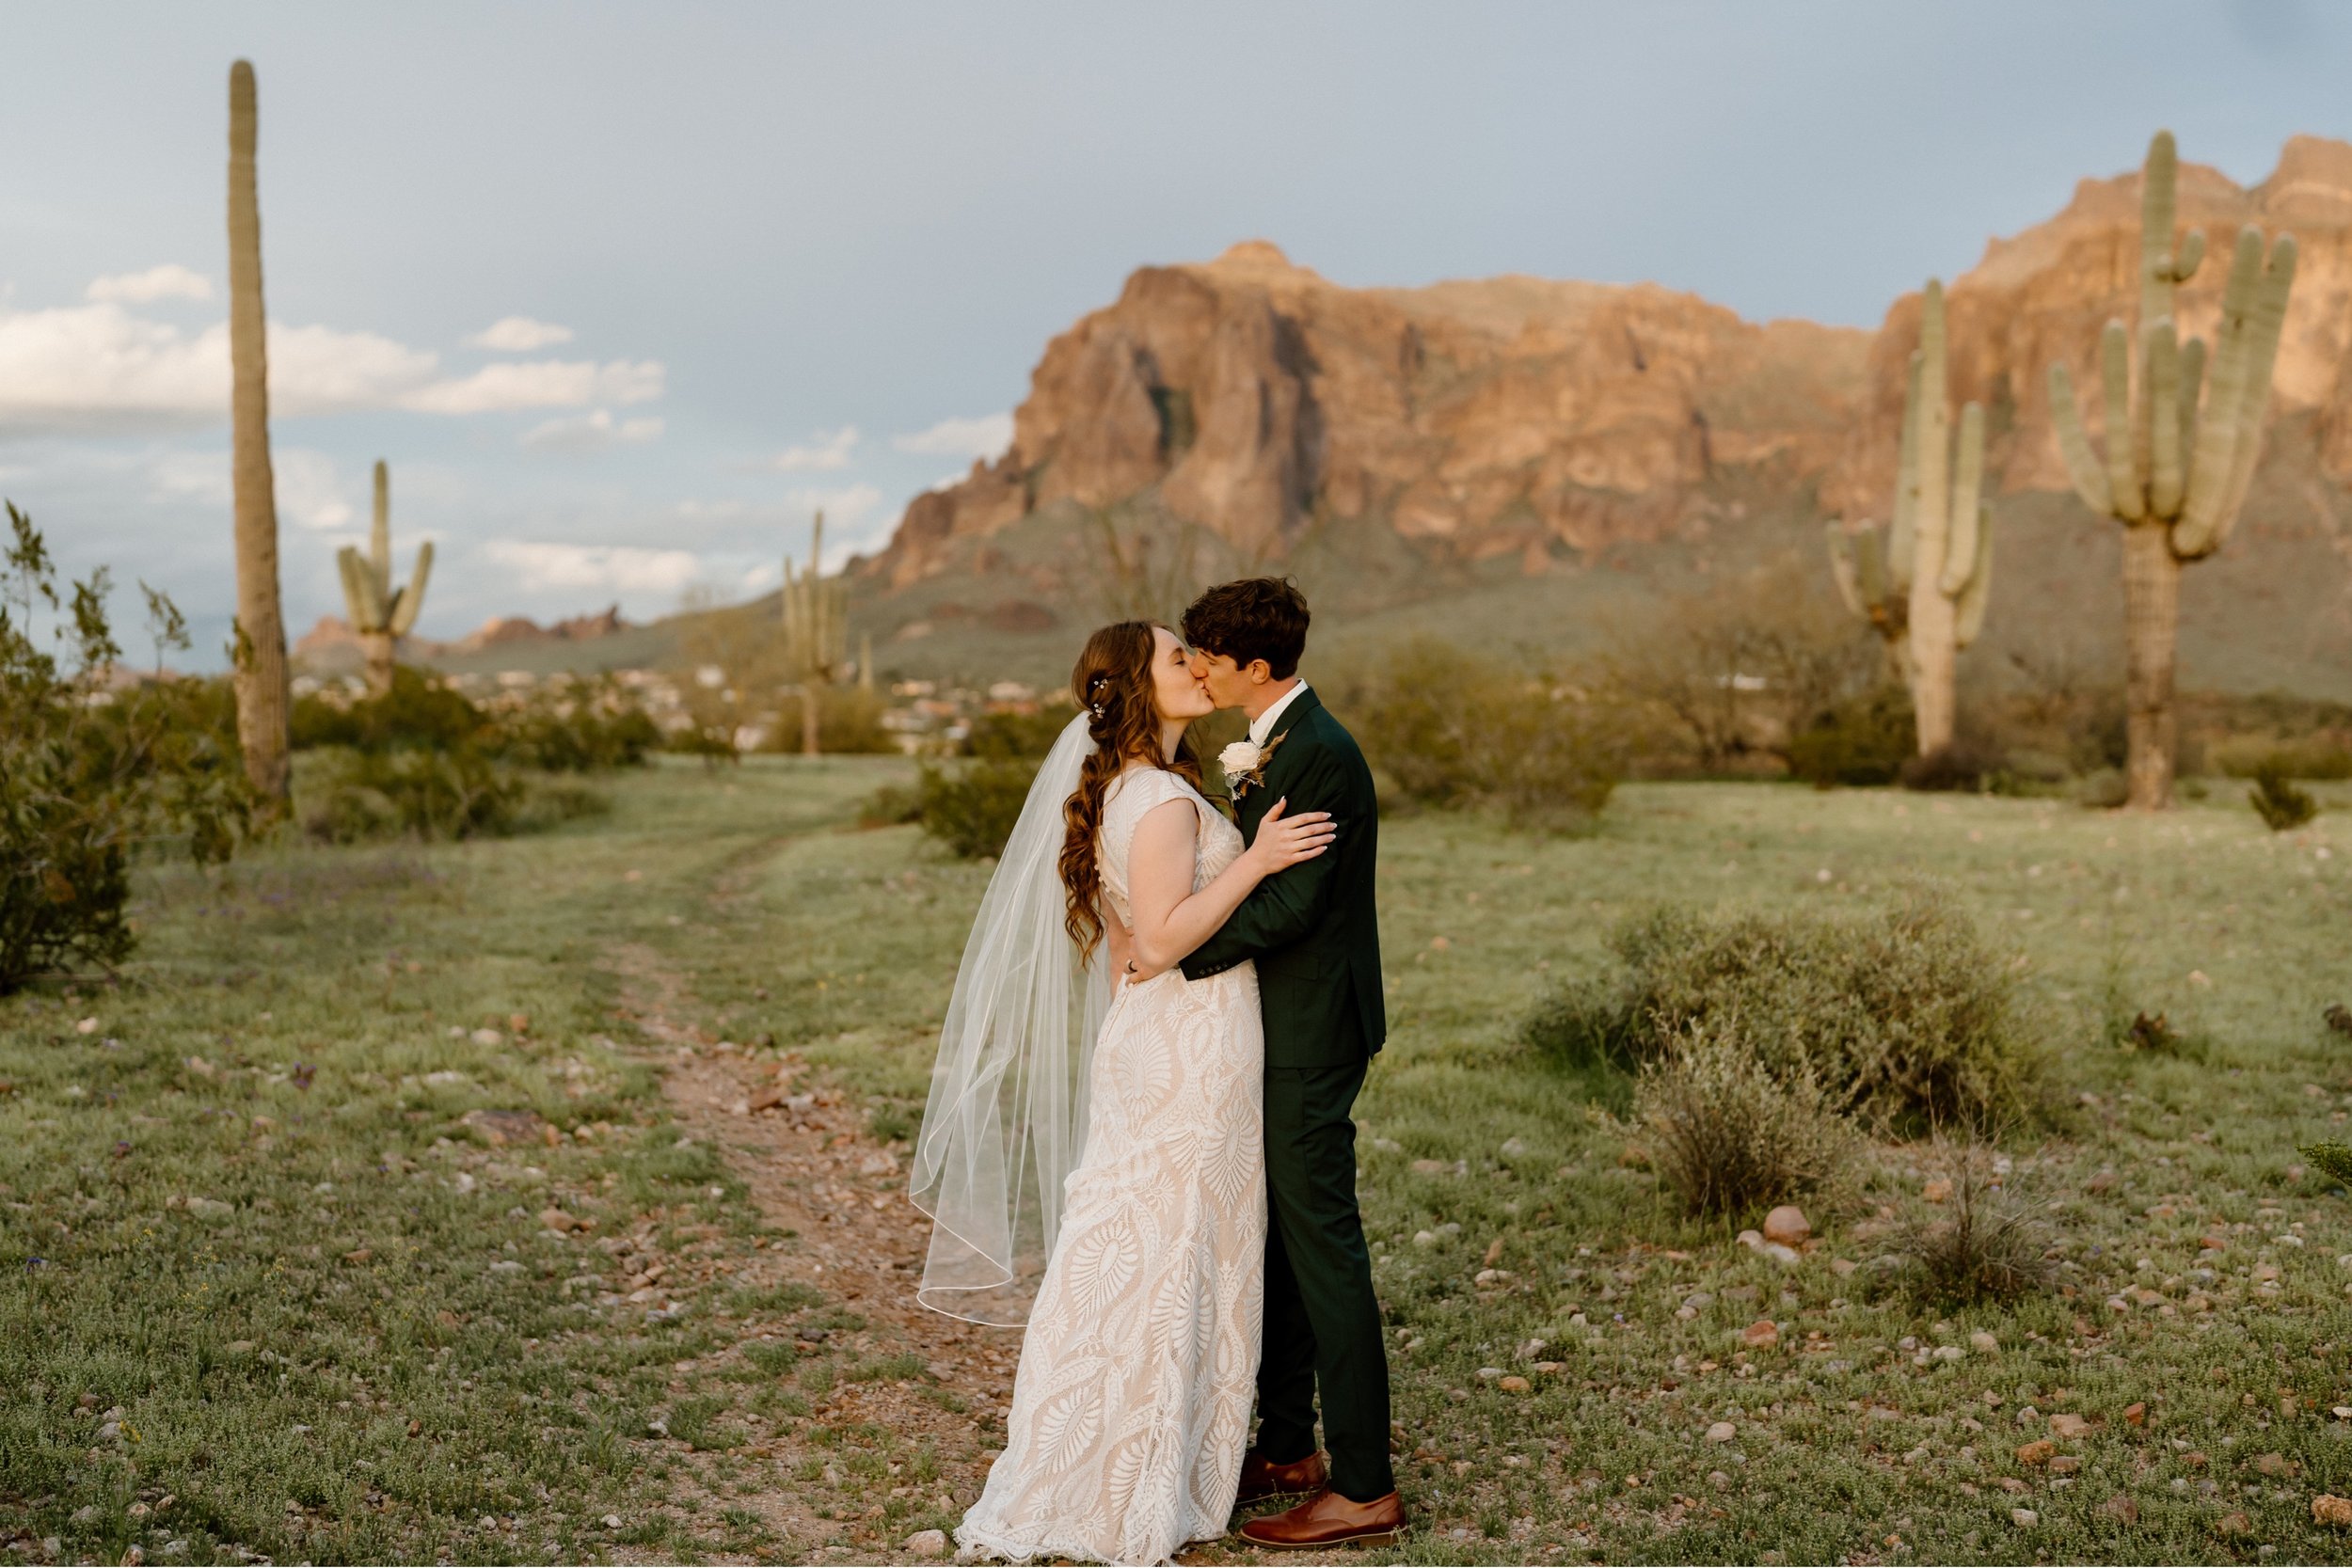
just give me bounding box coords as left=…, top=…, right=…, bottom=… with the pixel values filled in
left=908, top=620, right=1334, bottom=1565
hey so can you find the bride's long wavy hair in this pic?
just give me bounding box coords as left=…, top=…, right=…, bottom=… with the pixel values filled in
left=1058, top=621, right=1202, bottom=960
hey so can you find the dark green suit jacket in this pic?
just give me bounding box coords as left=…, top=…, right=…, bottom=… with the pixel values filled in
left=1181, top=689, right=1386, bottom=1068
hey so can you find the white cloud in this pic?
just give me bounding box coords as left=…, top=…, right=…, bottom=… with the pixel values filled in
left=144, top=444, right=350, bottom=527
left=484, top=540, right=703, bottom=595
left=519, top=408, right=666, bottom=452
left=0, top=294, right=660, bottom=431
left=466, top=316, right=575, bottom=352
left=767, top=425, right=859, bottom=473
left=893, top=411, right=1013, bottom=462
left=87, top=264, right=213, bottom=304
left=404, top=358, right=665, bottom=416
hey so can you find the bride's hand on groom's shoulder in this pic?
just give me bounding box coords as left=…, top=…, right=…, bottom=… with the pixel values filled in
left=1246, top=798, right=1336, bottom=878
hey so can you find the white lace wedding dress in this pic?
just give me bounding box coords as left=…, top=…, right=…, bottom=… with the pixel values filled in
left=956, top=765, right=1267, bottom=1566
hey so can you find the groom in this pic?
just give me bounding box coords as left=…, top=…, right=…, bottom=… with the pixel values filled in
left=1179, top=578, right=1402, bottom=1549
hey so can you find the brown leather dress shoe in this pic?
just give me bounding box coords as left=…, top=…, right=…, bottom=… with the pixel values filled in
left=1235, top=1448, right=1328, bottom=1504
left=1238, top=1487, right=1405, bottom=1550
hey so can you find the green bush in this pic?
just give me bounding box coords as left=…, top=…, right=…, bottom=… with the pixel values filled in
left=965, top=703, right=1078, bottom=760
left=1787, top=685, right=1913, bottom=787
left=292, top=665, right=486, bottom=752
left=915, top=758, right=1038, bottom=859
left=1, top=504, right=250, bottom=992
left=1899, top=731, right=2010, bottom=794
left=1635, top=1017, right=1857, bottom=1219
left=1890, top=1136, right=2056, bottom=1304
left=294, top=666, right=659, bottom=771
left=298, top=747, right=607, bottom=844
left=487, top=681, right=662, bottom=771
left=1524, top=888, right=2041, bottom=1130
left=2249, top=761, right=2319, bottom=832
left=2211, top=736, right=2352, bottom=781
left=1355, top=638, right=1616, bottom=833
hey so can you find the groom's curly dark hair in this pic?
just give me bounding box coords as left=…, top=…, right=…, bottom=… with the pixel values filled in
left=1181, top=578, right=1310, bottom=678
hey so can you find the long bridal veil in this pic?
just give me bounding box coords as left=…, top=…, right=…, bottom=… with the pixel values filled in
left=909, top=713, right=1110, bottom=1325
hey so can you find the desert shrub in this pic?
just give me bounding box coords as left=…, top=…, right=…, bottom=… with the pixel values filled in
left=1890, top=1136, right=2057, bottom=1304
left=292, top=664, right=487, bottom=751
left=965, top=703, right=1078, bottom=760
left=1899, top=729, right=2010, bottom=793
left=300, top=747, right=527, bottom=843
left=2300, top=1141, right=2352, bottom=1190
left=914, top=758, right=1038, bottom=859
left=1787, top=685, right=1913, bottom=787
left=1635, top=1018, right=1858, bottom=1218
left=1356, top=638, right=1617, bottom=832
left=1523, top=888, right=2040, bottom=1130
left=2211, top=736, right=2352, bottom=781
left=1, top=505, right=250, bottom=992
left=666, top=722, right=741, bottom=766
left=859, top=782, right=923, bottom=829
left=486, top=681, right=662, bottom=771
left=2249, top=761, right=2318, bottom=831
left=295, top=667, right=659, bottom=771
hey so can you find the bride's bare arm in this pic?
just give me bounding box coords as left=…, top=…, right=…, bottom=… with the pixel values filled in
left=1124, top=797, right=1333, bottom=975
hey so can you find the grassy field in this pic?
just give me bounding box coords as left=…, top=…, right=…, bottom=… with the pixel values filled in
left=7, top=756, right=2352, bottom=1564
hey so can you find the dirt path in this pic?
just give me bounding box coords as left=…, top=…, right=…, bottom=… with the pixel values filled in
left=602, top=937, right=1019, bottom=1560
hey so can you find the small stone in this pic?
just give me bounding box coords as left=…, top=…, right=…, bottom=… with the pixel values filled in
left=2122, top=1402, right=2146, bottom=1426
left=1740, top=1320, right=1780, bottom=1350
left=2010, top=1509, right=2038, bottom=1528
left=2049, top=1413, right=2092, bottom=1438
left=1706, top=1421, right=1737, bottom=1444
left=1969, top=1330, right=2000, bottom=1354
left=1761, top=1205, right=1811, bottom=1246
left=539, top=1208, right=580, bottom=1232
left=1409, top=1159, right=1451, bottom=1176
left=601, top=1515, right=622, bottom=1528
left=2252, top=1451, right=2296, bottom=1477
left=905, top=1528, right=949, bottom=1558
left=1708, top=1469, right=1730, bottom=1489
left=1924, top=1178, right=1954, bottom=1204
left=2216, top=1511, right=2252, bottom=1538
left=2100, top=1494, right=2138, bottom=1525
left=1412, top=1230, right=1436, bottom=1247
left=1475, top=1366, right=1504, bottom=1381
left=2016, top=1440, right=2056, bottom=1466
left=1831, top=1257, right=1858, bottom=1277
left=2314, top=1495, right=2352, bottom=1528
left=469, top=1027, right=504, bottom=1046
left=1499, top=1376, right=1531, bottom=1393
left=75, top=1017, right=99, bottom=1035
left=2050, top=1455, right=2081, bottom=1476
left=1500, top=1137, right=1528, bottom=1159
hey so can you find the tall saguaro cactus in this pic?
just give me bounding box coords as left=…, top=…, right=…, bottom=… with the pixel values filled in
left=1826, top=278, right=1995, bottom=754
left=227, top=59, right=291, bottom=804
left=2047, top=130, right=2298, bottom=809
left=336, top=460, right=434, bottom=695
left=783, top=510, right=848, bottom=755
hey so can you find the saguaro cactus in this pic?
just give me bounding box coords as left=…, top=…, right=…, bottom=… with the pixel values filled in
left=336, top=460, right=434, bottom=695
left=2047, top=129, right=2298, bottom=808
left=1826, top=278, right=1994, bottom=754
left=782, top=510, right=848, bottom=755
left=227, top=59, right=291, bottom=804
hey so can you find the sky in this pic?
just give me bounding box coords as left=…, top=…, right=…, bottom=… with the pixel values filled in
left=3, top=1, right=2348, bottom=665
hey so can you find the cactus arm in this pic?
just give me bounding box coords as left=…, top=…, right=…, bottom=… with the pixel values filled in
left=1887, top=350, right=1924, bottom=591
left=1953, top=504, right=1994, bottom=649
left=2177, top=335, right=2206, bottom=473
left=2169, top=229, right=2206, bottom=282
left=1825, top=522, right=1867, bottom=619
left=2048, top=360, right=2114, bottom=515
left=1939, top=402, right=1985, bottom=596
left=389, top=540, right=433, bottom=636
left=2147, top=321, right=2184, bottom=516
left=2180, top=227, right=2267, bottom=544
left=1854, top=523, right=1889, bottom=611
left=2099, top=321, right=2142, bottom=518
left=2185, top=232, right=2299, bottom=560
left=2139, top=131, right=2180, bottom=325
left=337, top=544, right=386, bottom=631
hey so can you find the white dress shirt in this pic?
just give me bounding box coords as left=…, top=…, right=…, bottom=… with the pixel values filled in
left=1248, top=680, right=1311, bottom=749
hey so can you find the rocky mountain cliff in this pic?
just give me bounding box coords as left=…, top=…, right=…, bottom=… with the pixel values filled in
left=1825, top=135, right=2352, bottom=518
left=870, top=137, right=2352, bottom=595
left=873, top=241, right=1869, bottom=585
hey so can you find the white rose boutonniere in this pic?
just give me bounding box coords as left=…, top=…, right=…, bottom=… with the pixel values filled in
left=1217, top=732, right=1287, bottom=799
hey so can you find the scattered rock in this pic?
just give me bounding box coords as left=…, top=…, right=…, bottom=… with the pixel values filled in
left=1969, top=1330, right=2000, bottom=1354
left=905, top=1528, right=949, bottom=1558
left=1483, top=1237, right=1506, bottom=1266
left=461, top=1109, right=556, bottom=1148
left=2314, top=1495, right=2352, bottom=1528
left=2099, top=1494, right=2138, bottom=1525
left=1740, top=1320, right=1780, bottom=1350
left=2252, top=1451, right=2297, bottom=1478
left=600, top=1515, right=622, bottom=1530
left=538, top=1208, right=583, bottom=1233
left=2122, top=1402, right=2146, bottom=1427
left=1736, top=1230, right=1801, bottom=1266
left=1830, top=1257, right=1858, bottom=1277
left=1409, top=1159, right=1451, bottom=1176
left=1761, top=1206, right=1811, bottom=1246
left=1475, top=1367, right=1505, bottom=1382
left=2010, top=1509, right=2038, bottom=1528
left=2049, top=1413, right=2092, bottom=1439
left=75, top=1017, right=99, bottom=1035
left=1923, top=1178, right=1954, bottom=1204
left=1499, top=1376, right=1531, bottom=1393
left=2050, top=1456, right=2081, bottom=1476
left=1706, top=1421, right=1737, bottom=1444
left=1500, top=1137, right=1528, bottom=1159
left=2215, top=1511, right=2252, bottom=1538
left=469, top=1027, right=504, bottom=1046
left=2016, top=1440, right=2056, bottom=1466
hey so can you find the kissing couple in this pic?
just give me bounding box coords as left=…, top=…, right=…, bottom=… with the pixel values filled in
left=909, top=578, right=1405, bottom=1563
